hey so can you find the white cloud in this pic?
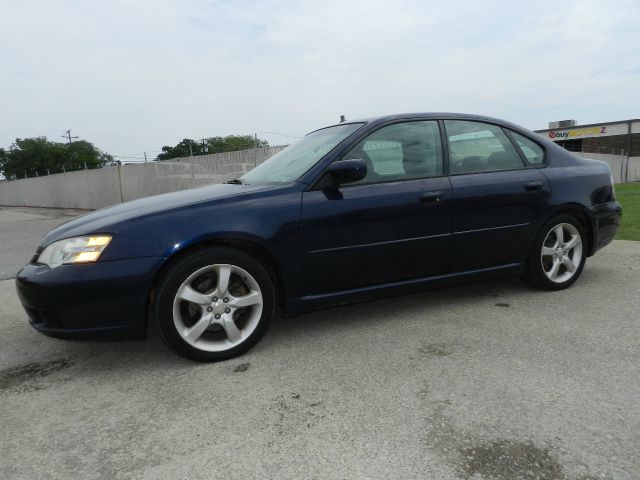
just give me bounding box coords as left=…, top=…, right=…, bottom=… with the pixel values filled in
left=1, top=0, right=639, bottom=159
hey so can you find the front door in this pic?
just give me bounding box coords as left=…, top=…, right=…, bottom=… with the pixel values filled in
left=300, top=120, right=452, bottom=295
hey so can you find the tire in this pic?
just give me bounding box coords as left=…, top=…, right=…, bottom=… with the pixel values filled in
left=154, top=247, right=275, bottom=362
left=522, top=214, right=587, bottom=291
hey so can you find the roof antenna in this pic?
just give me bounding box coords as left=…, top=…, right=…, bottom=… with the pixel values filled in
left=339, top=115, right=346, bottom=123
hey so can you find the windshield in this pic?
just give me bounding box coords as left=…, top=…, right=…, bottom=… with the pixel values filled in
left=241, top=123, right=364, bottom=184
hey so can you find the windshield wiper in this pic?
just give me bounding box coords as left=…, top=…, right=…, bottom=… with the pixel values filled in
left=226, top=178, right=244, bottom=184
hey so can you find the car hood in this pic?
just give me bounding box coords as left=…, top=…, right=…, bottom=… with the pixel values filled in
left=40, top=183, right=270, bottom=247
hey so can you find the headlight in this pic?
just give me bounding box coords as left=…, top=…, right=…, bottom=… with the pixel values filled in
left=37, top=235, right=112, bottom=268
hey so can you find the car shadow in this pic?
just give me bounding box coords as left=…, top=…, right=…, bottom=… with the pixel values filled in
left=26, top=271, right=596, bottom=374
left=258, top=275, right=538, bottom=351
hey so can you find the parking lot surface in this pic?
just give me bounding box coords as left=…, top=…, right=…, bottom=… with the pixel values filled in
left=1, top=207, right=639, bottom=479
left=0, top=206, right=88, bottom=280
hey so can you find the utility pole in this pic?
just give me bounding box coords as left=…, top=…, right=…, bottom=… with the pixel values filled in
left=189, top=142, right=193, bottom=157
left=62, top=129, right=79, bottom=144
left=253, top=133, right=259, bottom=166
left=144, top=152, right=148, bottom=163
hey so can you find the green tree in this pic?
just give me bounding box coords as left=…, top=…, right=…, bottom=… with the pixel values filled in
left=156, top=135, right=268, bottom=161
left=65, top=140, right=114, bottom=170
left=0, top=137, right=111, bottom=179
left=156, top=139, right=201, bottom=161
left=207, top=135, right=268, bottom=154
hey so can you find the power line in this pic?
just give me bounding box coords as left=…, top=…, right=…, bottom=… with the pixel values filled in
left=81, top=130, right=176, bottom=140
left=257, top=131, right=302, bottom=139
left=113, top=150, right=163, bottom=156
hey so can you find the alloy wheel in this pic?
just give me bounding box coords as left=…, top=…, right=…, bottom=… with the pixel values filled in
left=540, top=222, right=583, bottom=284
left=172, top=264, right=263, bottom=352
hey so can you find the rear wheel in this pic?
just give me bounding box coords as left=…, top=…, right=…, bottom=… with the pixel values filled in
left=523, top=215, right=587, bottom=291
left=154, top=247, right=275, bottom=361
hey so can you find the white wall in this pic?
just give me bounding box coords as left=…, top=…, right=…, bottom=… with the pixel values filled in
left=0, top=146, right=286, bottom=210
left=577, top=152, right=640, bottom=184
left=0, top=168, right=122, bottom=210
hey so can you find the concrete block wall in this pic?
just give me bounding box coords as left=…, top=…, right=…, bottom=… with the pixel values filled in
left=0, top=146, right=286, bottom=210
left=578, top=152, right=640, bottom=183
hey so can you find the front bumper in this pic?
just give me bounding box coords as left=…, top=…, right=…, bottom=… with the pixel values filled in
left=15, top=257, right=164, bottom=340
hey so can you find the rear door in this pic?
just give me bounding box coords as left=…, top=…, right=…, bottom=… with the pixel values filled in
left=443, top=120, right=550, bottom=272
left=301, top=120, right=452, bottom=295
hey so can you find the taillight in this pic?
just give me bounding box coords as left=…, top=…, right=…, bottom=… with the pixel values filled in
left=610, top=170, right=616, bottom=200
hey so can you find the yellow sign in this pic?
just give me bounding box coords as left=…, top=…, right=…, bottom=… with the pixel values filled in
left=548, top=126, right=606, bottom=140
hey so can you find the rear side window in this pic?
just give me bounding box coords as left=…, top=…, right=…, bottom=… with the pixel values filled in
left=510, top=131, right=545, bottom=165
left=444, top=120, right=524, bottom=174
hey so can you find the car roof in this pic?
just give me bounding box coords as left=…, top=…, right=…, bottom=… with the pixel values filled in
left=316, top=112, right=529, bottom=134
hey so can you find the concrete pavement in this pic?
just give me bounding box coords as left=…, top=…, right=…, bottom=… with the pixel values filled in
left=0, top=206, right=87, bottom=280
left=0, top=207, right=638, bottom=479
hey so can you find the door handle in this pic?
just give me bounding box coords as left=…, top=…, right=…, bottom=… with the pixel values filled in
left=523, top=180, right=543, bottom=192
left=418, top=191, right=442, bottom=203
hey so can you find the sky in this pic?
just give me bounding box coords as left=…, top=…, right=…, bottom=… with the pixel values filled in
left=1, top=0, right=639, bottom=162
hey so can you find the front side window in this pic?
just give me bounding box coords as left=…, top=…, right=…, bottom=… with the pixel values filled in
left=510, top=131, right=545, bottom=165
left=445, top=120, right=524, bottom=174
left=241, top=123, right=364, bottom=184
left=342, top=121, right=443, bottom=185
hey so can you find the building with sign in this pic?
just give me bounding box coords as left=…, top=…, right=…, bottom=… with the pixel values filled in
left=536, top=119, right=639, bottom=156
left=535, top=119, right=640, bottom=183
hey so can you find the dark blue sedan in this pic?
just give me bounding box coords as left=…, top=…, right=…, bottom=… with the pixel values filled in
left=16, top=113, right=621, bottom=361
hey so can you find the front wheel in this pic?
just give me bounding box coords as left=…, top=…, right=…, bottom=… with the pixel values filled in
left=154, top=247, right=275, bottom=361
left=523, top=215, right=587, bottom=291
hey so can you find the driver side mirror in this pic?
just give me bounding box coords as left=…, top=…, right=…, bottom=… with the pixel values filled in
left=322, top=159, right=367, bottom=188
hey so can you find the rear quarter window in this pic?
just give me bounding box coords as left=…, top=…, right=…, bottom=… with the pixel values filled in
left=510, top=131, right=545, bottom=165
